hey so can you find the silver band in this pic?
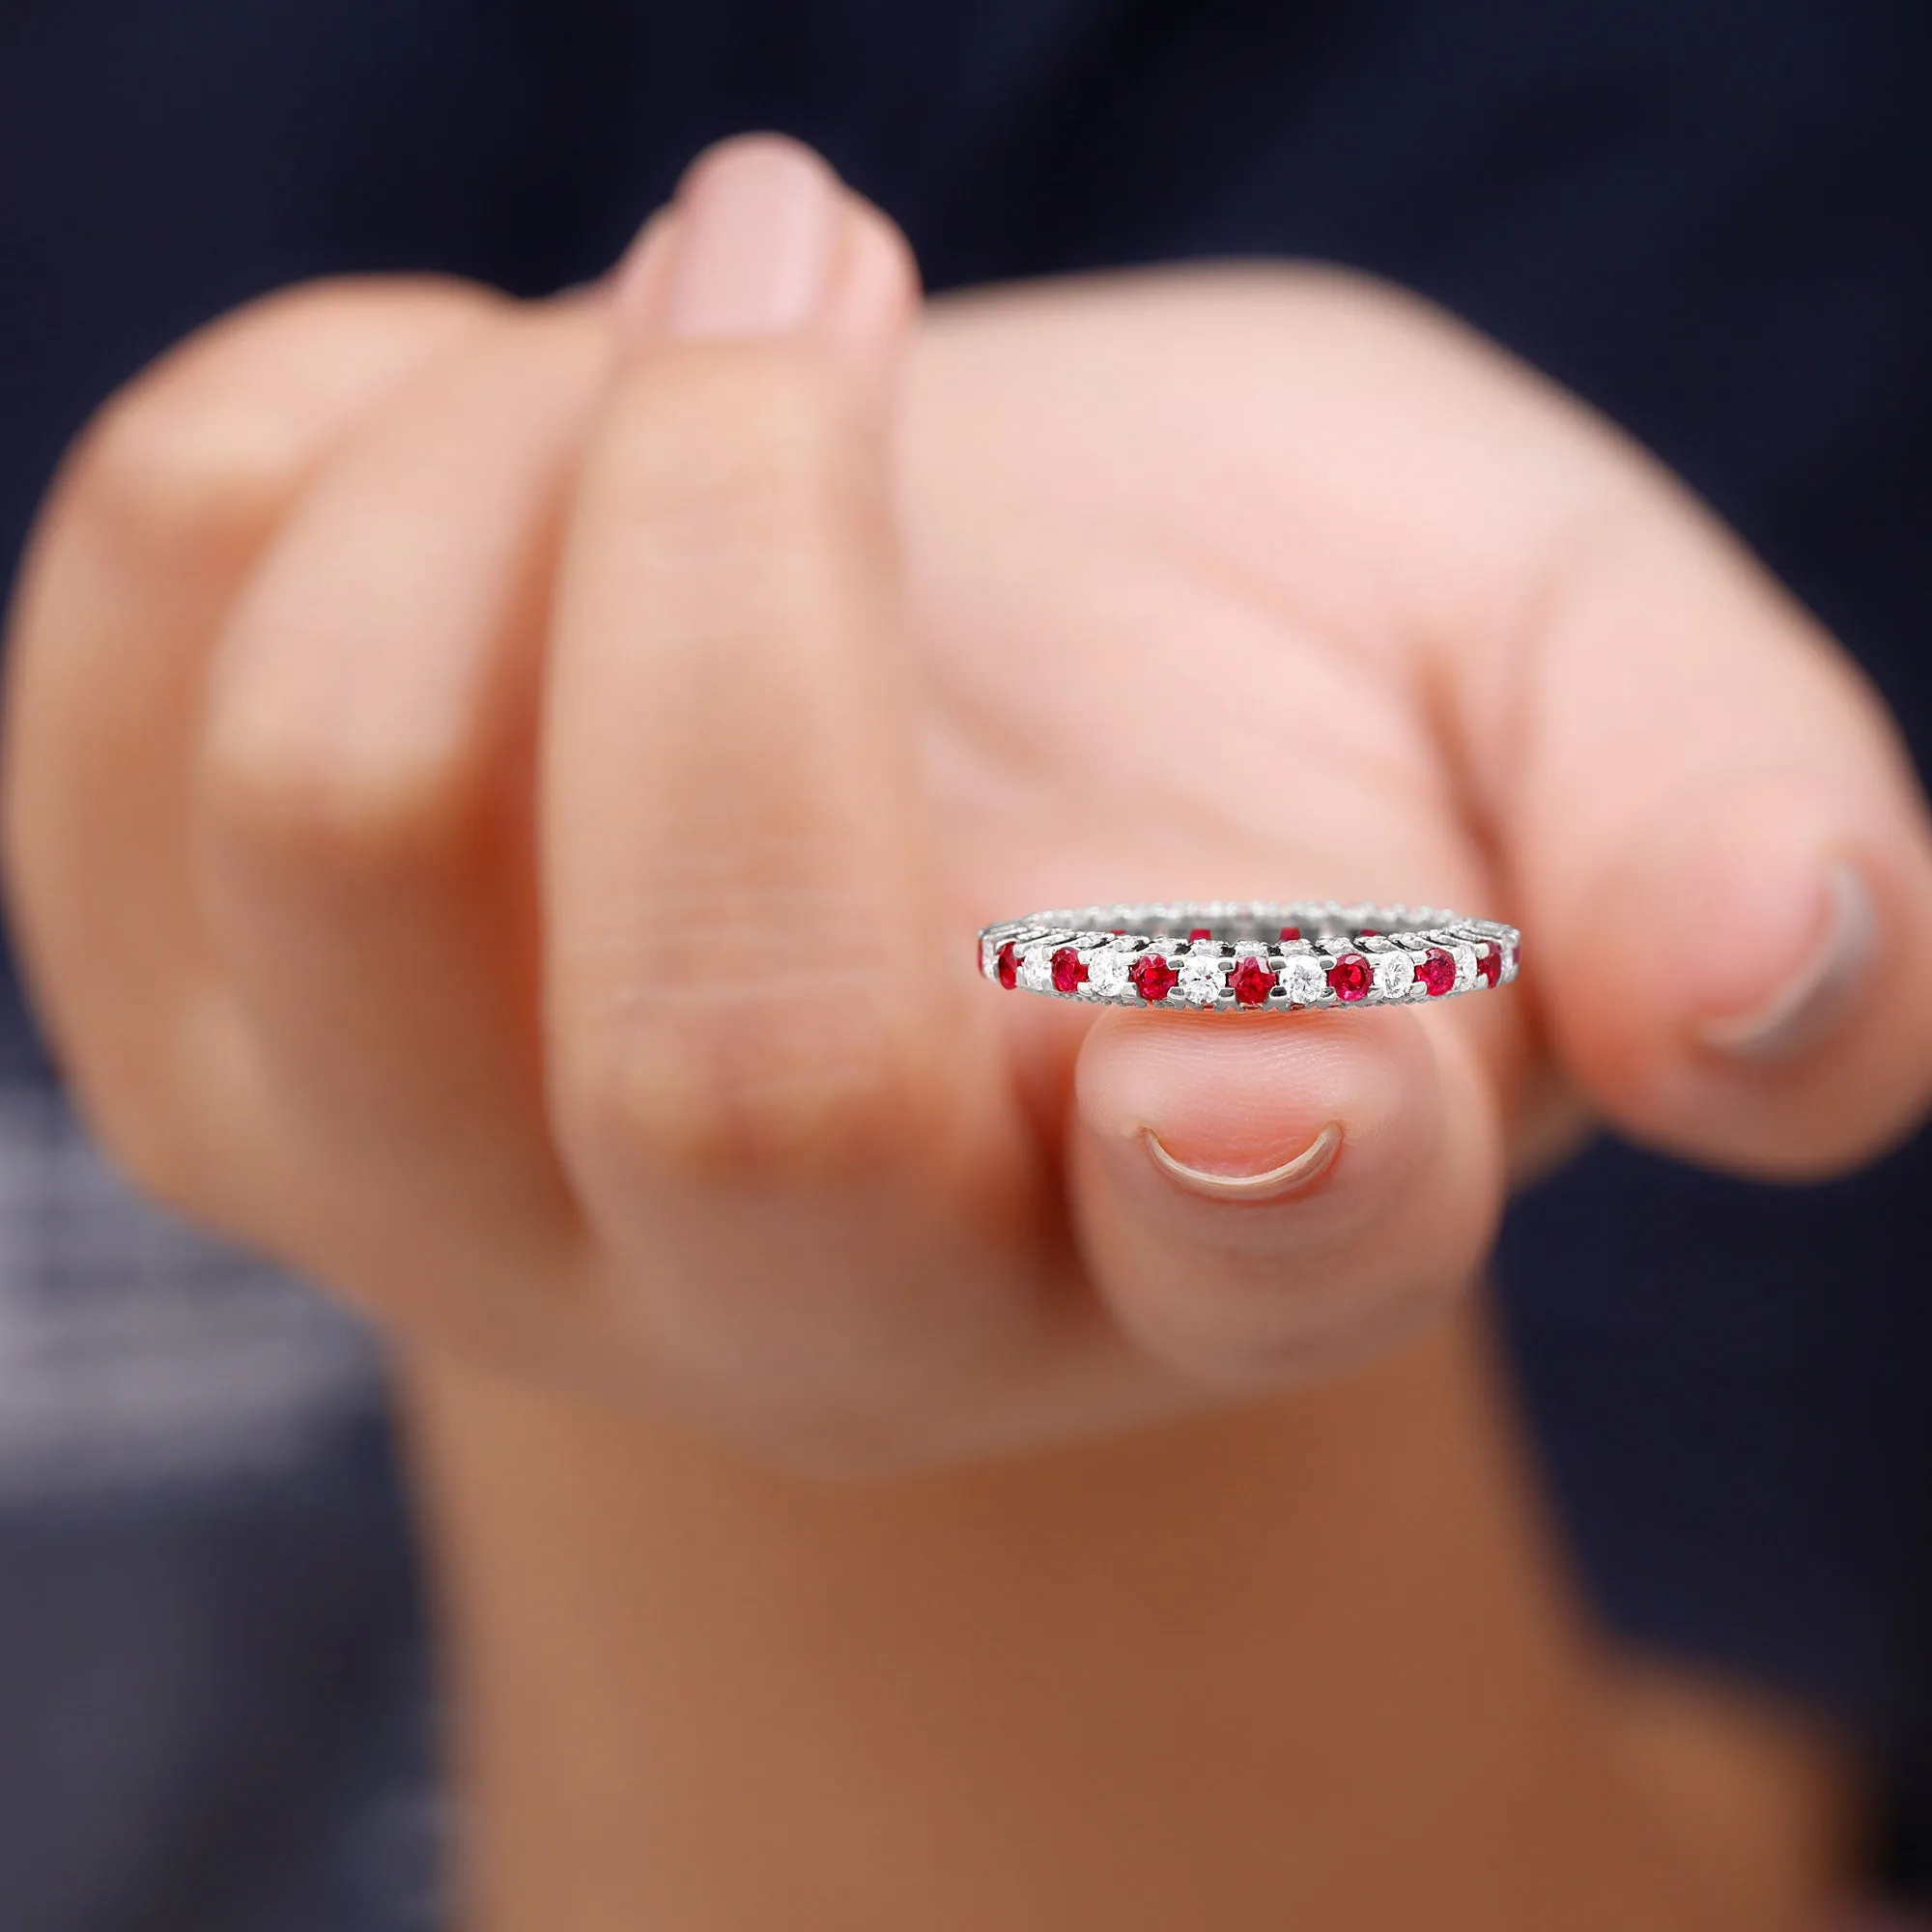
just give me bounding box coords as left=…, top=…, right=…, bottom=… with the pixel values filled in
left=979, top=901, right=1519, bottom=1011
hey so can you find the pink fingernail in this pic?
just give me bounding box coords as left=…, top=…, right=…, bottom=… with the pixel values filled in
left=1697, top=859, right=1877, bottom=1061
left=658, top=135, right=839, bottom=339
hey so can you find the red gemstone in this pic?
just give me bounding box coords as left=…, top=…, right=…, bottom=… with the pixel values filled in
left=1130, top=953, right=1179, bottom=1003
left=1358, top=927, right=1379, bottom=938
left=1051, top=946, right=1088, bottom=994
left=1417, top=947, right=1456, bottom=997
left=1188, top=926, right=1212, bottom=942
left=1475, top=944, right=1502, bottom=989
left=994, top=941, right=1019, bottom=990
left=1232, top=956, right=1276, bottom=1008
left=1278, top=924, right=1301, bottom=941
left=1326, top=952, right=1373, bottom=1002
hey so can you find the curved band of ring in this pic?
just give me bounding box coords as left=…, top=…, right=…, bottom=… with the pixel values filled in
left=979, top=901, right=1520, bottom=1011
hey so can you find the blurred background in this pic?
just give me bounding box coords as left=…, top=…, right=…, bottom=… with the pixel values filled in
left=2, top=3, right=1930, bottom=1926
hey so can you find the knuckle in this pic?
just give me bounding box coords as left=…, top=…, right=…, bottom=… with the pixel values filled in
left=54, top=276, right=498, bottom=583
left=70, top=373, right=302, bottom=578
left=560, top=986, right=943, bottom=1198
left=199, top=666, right=490, bottom=894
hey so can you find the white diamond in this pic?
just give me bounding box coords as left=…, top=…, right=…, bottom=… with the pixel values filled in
left=1017, top=946, right=1053, bottom=993
left=1086, top=948, right=1130, bottom=998
left=1375, top=950, right=1415, bottom=1001
left=1179, top=951, right=1224, bottom=1007
left=1283, top=955, right=1327, bottom=1004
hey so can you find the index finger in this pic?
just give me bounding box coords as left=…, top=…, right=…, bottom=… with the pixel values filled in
left=540, top=138, right=1046, bottom=1462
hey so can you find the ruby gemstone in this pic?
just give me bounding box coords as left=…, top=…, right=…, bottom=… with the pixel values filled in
left=1130, top=953, right=1179, bottom=1003
left=1232, top=956, right=1276, bottom=1008
left=1188, top=927, right=1212, bottom=941
left=1417, top=947, right=1456, bottom=997
left=1051, top=947, right=1089, bottom=994
left=1279, top=925, right=1301, bottom=941
left=1326, top=952, right=1373, bottom=1002
left=1475, top=944, right=1502, bottom=989
left=995, top=942, right=1019, bottom=990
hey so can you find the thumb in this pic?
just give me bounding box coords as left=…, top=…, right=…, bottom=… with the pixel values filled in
left=1493, top=460, right=1932, bottom=1179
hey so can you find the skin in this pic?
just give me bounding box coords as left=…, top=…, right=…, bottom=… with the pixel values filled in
left=5, top=133, right=1928, bottom=1923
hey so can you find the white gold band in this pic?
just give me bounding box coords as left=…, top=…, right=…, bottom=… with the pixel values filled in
left=979, top=901, right=1519, bottom=1011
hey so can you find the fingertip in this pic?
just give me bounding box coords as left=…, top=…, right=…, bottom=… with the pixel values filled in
left=1550, top=775, right=1932, bottom=1177
left=605, top=135, right=917, bottom=371
left=1074, top=1007, right=1425, bottom=1190
left=1693, top=856, right=1875, bottom=1062
left=1069, top=1009, right=1499, bottom=1383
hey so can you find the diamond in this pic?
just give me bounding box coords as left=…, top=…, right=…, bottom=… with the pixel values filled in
left=1017, top=946, right=1053, bottom=993
left=1232, top=955, right=1276, bottom=1007
left=1417, top=947, right=1456, bottom=997
left=1374, top=950, right=1415, bottom=1001
left=1326, top=952, right=1373, bottom=1002
left=1086, top=947, right=1130, bottom=998
left=1130, top=952, right=1179, bottom=1003
left=1282, top=954, right=1327, bottom=1005
left=1179, top=951, right=1225, bottom=1008
left=1051, top=947, right=1088, bottom=994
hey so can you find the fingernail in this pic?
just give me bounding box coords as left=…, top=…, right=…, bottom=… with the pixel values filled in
left=658, top=136, right=839, bottom=339
left=1143, top=1122, right=1344, bottom=1202
left=1697, top=859, right=1877, bottom=1061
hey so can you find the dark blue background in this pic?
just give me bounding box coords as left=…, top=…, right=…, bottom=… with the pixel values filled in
left=3, top=0, right=1929, bottom=1916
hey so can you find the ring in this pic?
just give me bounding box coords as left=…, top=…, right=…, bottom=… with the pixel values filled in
left=978, top=902, right=1519, bottom=1011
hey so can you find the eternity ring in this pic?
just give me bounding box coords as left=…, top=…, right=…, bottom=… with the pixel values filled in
left=979, top=902, right=1520, bottom=1012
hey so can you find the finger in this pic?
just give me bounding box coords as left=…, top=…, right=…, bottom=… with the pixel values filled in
left=1071, top=1005, right=1505, bottom=1383
left=543, top=137, right=1039, bottom=1450
left=1466, top=410, right=1932, bottom=1179
left=191, top=301, right=611, bottom=1324
left=2, top=279, right=492, bottom=1205
left=1293, top=287, right=1932, bottom=1179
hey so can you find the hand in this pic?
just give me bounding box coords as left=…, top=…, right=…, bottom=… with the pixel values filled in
left=9, top=136, right=1932, bottom=1471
